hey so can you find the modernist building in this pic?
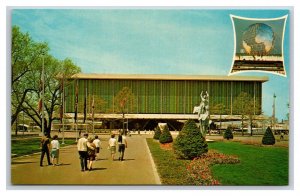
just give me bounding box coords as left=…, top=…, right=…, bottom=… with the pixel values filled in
left=63, top=73, right=268, bottom=130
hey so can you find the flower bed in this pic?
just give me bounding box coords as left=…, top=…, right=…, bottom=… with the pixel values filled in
left=160, top=143, right=173, bottom=150
left=186, top=150, right=240, bottom=185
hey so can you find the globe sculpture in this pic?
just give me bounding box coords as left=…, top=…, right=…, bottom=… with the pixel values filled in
left=242, top=23, right=275, bottom=57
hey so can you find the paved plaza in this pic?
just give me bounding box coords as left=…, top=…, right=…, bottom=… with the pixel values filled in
left=10, top=135, right=161, bottom=185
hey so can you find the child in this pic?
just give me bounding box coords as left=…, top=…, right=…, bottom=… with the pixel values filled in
left=50, top=135, right=60, bottom=166
left=108, top=134, right=117, bottom=160
left=93, top=135, right=101, bottom=160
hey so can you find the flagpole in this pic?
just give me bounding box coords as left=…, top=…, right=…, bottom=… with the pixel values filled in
left=75, top=79, right=78, bottom=142
left=76, top=122, right=78, bottom=142
left=92, top=95, right=95, bottom=135
left=84, top=84, right=87, bottom=133
left=41, top=54, right=45, bottom=137
left=62, top=71, right=65, bottom=144
left=86, top=86, right=88, bottom=133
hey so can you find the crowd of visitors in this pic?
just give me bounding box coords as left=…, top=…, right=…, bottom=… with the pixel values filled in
left=40, top=130, right=128, bottom=172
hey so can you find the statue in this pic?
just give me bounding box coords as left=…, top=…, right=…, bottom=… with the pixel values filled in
left=193, top=91, right=209, bottom=136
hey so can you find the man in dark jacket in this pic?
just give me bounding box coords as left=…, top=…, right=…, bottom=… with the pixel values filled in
left=40, top=135, right=52, bottom=166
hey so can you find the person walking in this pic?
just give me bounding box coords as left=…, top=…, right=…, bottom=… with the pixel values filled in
left=280, top=132, right=284, bottom=140
left=40, top=135, right=52, bottom=167
left=87, top=137, right=96, bottom=171
left=108, top=134, right=117, bottom=161
left=117, top=131, right=128, bottom=161
left=77, top=133, right=88, bottom=172
left=50, top=135, right=60, bottom=166
left=93, top=135, right=101, bottom=160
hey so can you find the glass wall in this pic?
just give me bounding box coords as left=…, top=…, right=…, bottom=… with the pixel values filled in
left=65, top=78, right=262, bottom=115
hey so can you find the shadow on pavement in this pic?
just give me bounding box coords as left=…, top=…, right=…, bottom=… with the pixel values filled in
left=11, top=161, right=36, bottom=165
left=114, top=159, right=135, bottom=162
left=55, top=163, right=71, bottom=166
left=96, top=158, right=108, bottom=161
left=90, top=168, right=107, bottom=171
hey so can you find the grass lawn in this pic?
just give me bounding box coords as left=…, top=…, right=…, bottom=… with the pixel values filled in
left=146, top=138, right=193, bottom=185
left=11, top=138, right=77, bottom=157
left=209, top=141, right=289, bottom=185
left=147, top=138, right=289, bottom=186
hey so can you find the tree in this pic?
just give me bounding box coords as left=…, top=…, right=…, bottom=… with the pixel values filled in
left=223, top=126, right=234, bottom=140
left=210, top=103, right=227, bottom=133
left=113, top=87, right=136, bottom=131
left=159, top=125, right=173, bottom=144
left=262, top=127, right=276, bottom=145
left=232, top=92, right=260, bottom=136
left=22, top=57, right=80, bottom=136
left=286, top=102, right=290, bottom=121
left=79, top=95, right=106, bottom=116
left=173, top=119, right=208, bottom=160
left=11, top=25, right=81, bottom=136
left=153, top=126, right=161, bottom=140
left=11, top=25, right=49, bottom=127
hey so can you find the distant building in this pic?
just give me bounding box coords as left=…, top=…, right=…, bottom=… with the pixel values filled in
left=63, top=73, right=268, bottom=130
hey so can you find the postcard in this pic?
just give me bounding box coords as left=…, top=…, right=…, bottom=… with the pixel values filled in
left=9, top=8, right=291, bottom=188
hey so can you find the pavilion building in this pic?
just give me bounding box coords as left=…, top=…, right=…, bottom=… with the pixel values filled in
left=63, top=73, right=268, bottom=131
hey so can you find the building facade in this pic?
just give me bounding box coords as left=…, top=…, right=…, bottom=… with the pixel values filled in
left=63, top=74, right=268, bottom=130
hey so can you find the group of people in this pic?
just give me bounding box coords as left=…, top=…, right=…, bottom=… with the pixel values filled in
left=40, top=134, right=60, bottom=167
left=39, top=130, right=128, bottom=172
left=77, top=130, right=128, bottom=172
left=77, top=133, right=101, bottom=171
left=107, top=131, right=128, bottom=161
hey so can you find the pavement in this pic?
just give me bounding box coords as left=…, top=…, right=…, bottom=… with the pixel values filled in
left=10, top=134, right=161, bottom=185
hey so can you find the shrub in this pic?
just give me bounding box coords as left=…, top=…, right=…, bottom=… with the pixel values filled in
left=262, top=126, right=276, bottom=145
left=153, top=126, right=161, bottom=140
left=173, top=119, right=208, bottom=160
left=159, top=125, right=173, bottom=144
left=223, top=126, right=234, bottom=140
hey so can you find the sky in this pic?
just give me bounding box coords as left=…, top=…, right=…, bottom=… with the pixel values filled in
left=11, top=8, right=291, bottom=121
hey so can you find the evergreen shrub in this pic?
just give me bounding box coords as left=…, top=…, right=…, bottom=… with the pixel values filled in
left=153, top=126, right=161, bottom=140
left=262, top=126, right=276, bottom=145
left=223, top=126, right=234, bottom=140
left=159, top=125, right=173, bottom=144
left=173, top=119, right=208, bottom=160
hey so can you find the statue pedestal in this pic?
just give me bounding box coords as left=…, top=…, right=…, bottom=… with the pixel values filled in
left=205, top=139, right=214, bottom=142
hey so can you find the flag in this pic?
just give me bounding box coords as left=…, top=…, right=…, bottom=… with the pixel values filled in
left=37, top=98, right=42, bottom=114
left=37, top=73, right=44, bottom=114
left=83, top=86, right=87, bottom=123
left=91, top=95, right=95, bottom=122
left=59, top=78, right=64, bottom=123
left=74, top=80, right=78, bottom=123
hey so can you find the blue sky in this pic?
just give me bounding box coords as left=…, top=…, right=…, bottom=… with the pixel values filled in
left=11, top=9, right=290, bottom=121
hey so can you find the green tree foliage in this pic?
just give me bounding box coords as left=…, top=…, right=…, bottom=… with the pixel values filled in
left=113, top=87, right=136, bottom=114
left=210, top=103, right=227, bottom=132
left=113, top=87, right=136, bottom=130
left=78, top=94, right=106, bottom=114
left=11, top=25, right=81, bottom=135
left=262, top=127, right=276, bottom=145
left=11, top=25, right=49, bottom=126
left=232, top=92, right=260, bottom=136
left=153, top=126, right=161, bottom=140
left=159, top=125, right=173, bottom=144
left=223, top=126, right=234, bottom=140
left=173, top=119, right=208, bottom=160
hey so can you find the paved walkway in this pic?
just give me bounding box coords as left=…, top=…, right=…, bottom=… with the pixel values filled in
left=11, top=135, right=161, bottom=185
